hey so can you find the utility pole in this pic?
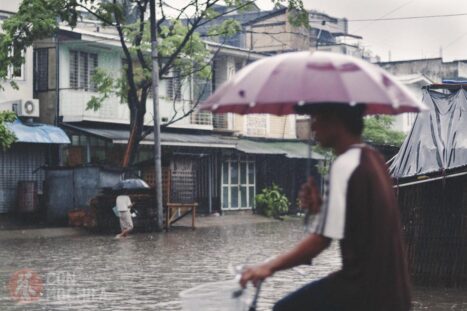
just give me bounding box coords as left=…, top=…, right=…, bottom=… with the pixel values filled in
left=149, top=0, right=163, bottom=232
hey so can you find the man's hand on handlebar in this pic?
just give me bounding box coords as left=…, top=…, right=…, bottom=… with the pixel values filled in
left=240, top=263, right=273, bottom=288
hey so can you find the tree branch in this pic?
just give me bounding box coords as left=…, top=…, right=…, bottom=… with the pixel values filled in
left=113, top=0, right=139, bottom=112
left=75, top=3, right=116, bottom=26
left=134, top=0, right=149, bottom=70
left=158, top=0, right=221, bottom=78
left=141, top=37, right=226, bottom=139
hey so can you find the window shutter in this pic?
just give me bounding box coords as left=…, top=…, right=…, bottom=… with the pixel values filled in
left=70, top=50, right=78, bottom=89
left=34, top=48, right=48, bottom=92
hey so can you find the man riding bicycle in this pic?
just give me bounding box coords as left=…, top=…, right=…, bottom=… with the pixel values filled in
left=240, top=104, right=411, bottom=311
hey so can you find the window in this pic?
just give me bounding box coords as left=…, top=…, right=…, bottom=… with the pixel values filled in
left=221, top=157, right=256, bottom=209
left=69, top=50, right=98, bottom=91
left=193, top=72, right=212, bottom=102
left=166, top=70, right=182, bottom=101
left=34, top=48, right=48, bottom=92
left=192, top=62, right=214, bottom=103
left=213, top=113, right=228, bottom=129
left=246, top=114, right=267, bottom=136
left=7, top=48, right=24, bottom=80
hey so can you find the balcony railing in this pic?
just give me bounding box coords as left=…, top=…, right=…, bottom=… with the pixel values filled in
left=213, top=113, right=228, bottom=129
left=190, top=110, right=213, bottom=126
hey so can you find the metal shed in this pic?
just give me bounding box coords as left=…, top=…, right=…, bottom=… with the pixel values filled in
left=0, top=120, right=70, bottom=213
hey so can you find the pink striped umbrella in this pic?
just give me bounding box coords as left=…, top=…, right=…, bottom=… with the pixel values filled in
left=200, top=51, right=427, bottom=115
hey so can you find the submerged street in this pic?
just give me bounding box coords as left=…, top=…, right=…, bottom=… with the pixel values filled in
left=0, top=218, right=466, bottom=310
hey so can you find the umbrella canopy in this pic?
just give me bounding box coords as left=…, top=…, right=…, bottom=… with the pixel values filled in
left=200, top=51, right=427, bottom=115
left=112, top=179, right=150, bottom=191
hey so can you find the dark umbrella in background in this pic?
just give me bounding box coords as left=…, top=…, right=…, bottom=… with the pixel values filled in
left=112, top=178, right=150, bottom=191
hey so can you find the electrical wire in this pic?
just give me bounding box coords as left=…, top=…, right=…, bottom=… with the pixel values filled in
left=347, top=12, right=467, bottom=22
left=353, top=0, right=414, bottom=33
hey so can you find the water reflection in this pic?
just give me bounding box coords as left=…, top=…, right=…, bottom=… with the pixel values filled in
left=0, top=220, right=465, bottom=310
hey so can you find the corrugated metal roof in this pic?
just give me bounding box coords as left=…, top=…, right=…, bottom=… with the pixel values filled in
left=6, top=120, right=71, bottom=144
left=62, top=123, right=324, bottom=160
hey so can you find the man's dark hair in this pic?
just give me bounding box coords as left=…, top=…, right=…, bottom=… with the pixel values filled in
left=295, top=103, right=366, bottom=136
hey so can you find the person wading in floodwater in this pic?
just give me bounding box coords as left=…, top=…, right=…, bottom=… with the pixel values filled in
left=240, top=104, right=411, bottom=311
left=115, top=192, right=134, bottom=239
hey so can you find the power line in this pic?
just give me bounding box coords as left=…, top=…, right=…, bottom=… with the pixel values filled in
left=354, top=0, right=414, bottom=33
left=347, top=12, right=467, bottom=22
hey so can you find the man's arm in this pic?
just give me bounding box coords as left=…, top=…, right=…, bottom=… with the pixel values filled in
left=240, top=233, right=331, bottom=287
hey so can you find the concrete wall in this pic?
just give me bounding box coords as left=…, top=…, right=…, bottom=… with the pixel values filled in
left=247, top=12, right=309, bottom=54
left=0, top=47, right=34, bottom=106
left=0, top=8, right=34, bottom=110
left=45, top=166, right=122, bottom=224
left=308, top=11, right=347, bottom=35
left=379, top=58, right=467, bottom=83
left=1, top=0, right=21, bottom=13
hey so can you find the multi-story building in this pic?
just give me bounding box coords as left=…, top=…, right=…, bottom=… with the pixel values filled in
left=30, top=21, right=320, bottom=215
left=0, top=1, right=69, bottom=215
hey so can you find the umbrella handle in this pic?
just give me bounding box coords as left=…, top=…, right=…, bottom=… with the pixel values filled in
left=248, top=280, right=263, bottom=311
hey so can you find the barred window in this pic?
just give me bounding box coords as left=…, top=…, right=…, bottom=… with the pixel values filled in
left=166, top=70, right=182, bottom=101
left=7, top=47, right=24, bottom=80
left=34, top=48, right=48, bottom=92
left=193, top=71, right=212, bottom=102
left=69, top=50, right=98, bottom=91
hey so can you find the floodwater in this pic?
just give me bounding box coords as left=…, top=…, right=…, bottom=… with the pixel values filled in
left=0, top=220, right=466, bottom=310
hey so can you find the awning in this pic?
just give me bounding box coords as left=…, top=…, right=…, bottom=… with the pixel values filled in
left=6, top=120, right=71, bottom=144
left=237, top=139, right=324, bottom=159
left=62, top=123, right=324, bottom=160
left=62, top=123, right=237, bottom=149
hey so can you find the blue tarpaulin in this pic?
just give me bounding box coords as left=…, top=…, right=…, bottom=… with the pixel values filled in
left=5, top=120, right=70, bottom=144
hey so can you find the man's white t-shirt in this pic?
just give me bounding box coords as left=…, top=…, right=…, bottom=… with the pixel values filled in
left=308, top=146, right=363, bottom=240
left=116, top=195, right=132, bottom=212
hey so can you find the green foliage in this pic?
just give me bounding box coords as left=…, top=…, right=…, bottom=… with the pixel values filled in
left=363, top=116, right=406, bottom=146
left=207, top=19, right=242, bottom=37
left=87, top=68, right=114, bottom=111
left=311, top=145, right=333, bottom=177
left=0, top=111, right=17, bottom=150
left=255, top=184, right=290, bottom=218
left=0, top=0, right=307, bottom=162
left=271, top=0, right=309, bottom=28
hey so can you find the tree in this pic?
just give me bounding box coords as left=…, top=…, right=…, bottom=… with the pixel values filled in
left=0, top=111, right=17, bottom=150
left=0, top=0, right=308, bottom=166
left=363, top=116, right=406, bottom=146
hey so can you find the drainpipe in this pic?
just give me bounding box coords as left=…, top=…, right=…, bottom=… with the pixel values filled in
left=208, top=155, right=212, bottom=214
left=86, top=139, right=91, bottom=163
left=55, top=35, right=60, bottom=126
left=55, top=30, right=62, bottom=165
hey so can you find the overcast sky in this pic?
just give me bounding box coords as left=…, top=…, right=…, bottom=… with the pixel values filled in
left=256, top=0, right=467, bottom=62
left=171, top=0, right=467, bottom=62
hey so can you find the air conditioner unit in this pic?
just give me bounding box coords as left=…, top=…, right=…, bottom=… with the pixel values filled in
left=0, top=99, right=40, bottom=118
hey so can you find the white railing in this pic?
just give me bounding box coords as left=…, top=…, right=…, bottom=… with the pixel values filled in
left=190, top=110, right=213, bottom=126
left=60, top=89, right=215, bottom=130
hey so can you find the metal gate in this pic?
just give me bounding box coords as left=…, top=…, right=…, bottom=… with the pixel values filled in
left=0, top=144, right=46, bottom=213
